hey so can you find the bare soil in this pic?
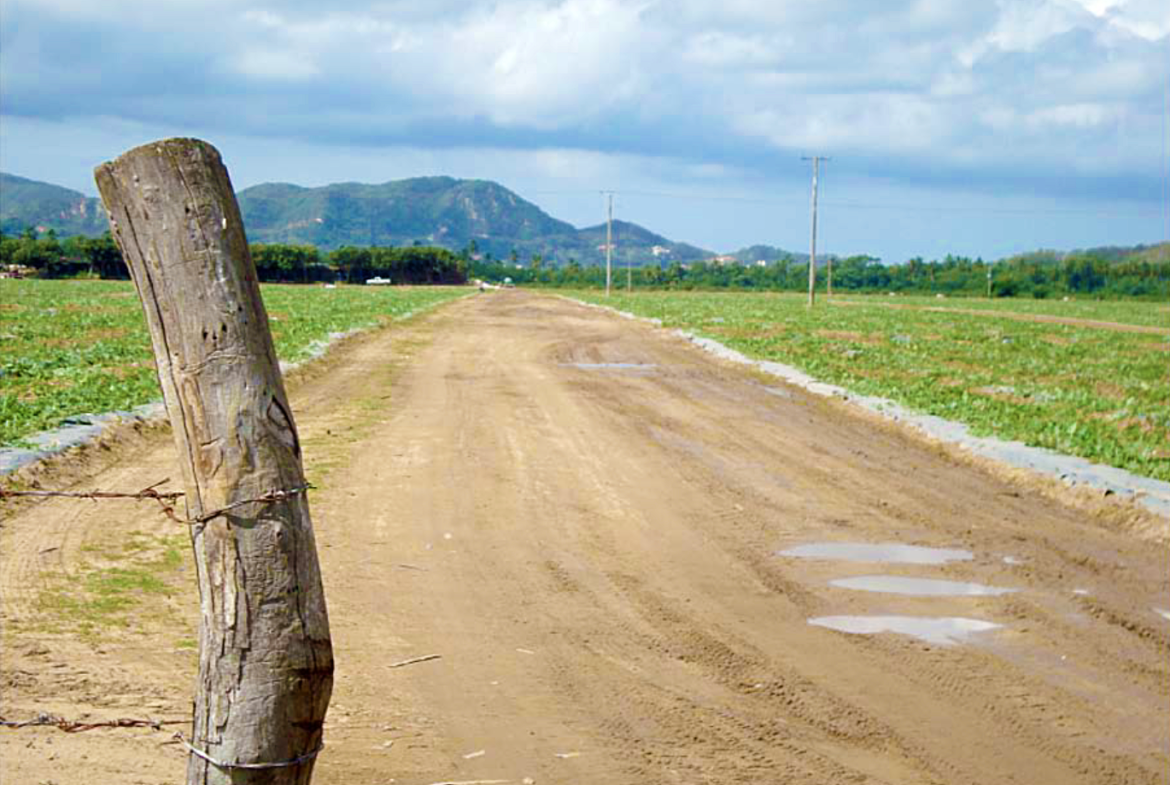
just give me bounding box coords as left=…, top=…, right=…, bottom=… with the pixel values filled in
left=3, top=291, right=1168, bottom=785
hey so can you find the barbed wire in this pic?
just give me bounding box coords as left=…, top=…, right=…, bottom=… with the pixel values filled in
left=0, top=479, right=313, bottom=526
left=0, top=713, right=323, bottom=770
left=0, top=712, right=189, bottom=733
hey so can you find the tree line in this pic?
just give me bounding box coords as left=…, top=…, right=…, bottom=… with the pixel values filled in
left=3, top=228, right=1165, bottom=299
left=0, top=229, right=467, bottom=285
left=470, top=248, right=1169, bottom=300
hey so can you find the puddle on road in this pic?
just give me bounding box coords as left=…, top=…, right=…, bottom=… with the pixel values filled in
left=560, top=362, right=657, bottom=371
left=777, top=542, right=973, bottom=565
left=830, top=576, right=1017, bottom=596
left=809, top=615, right=1002, bottom=646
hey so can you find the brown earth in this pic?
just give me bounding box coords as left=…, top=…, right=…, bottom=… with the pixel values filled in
left=2, top=290, right=1168, bottom=785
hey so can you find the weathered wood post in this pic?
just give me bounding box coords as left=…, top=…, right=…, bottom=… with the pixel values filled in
left=94, top=138, right=333, bottom=785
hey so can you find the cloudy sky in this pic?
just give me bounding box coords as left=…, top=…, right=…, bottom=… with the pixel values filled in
left=1, top=0, right=1167, bottom=260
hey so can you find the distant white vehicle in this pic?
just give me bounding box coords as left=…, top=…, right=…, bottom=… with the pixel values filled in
left=366, top=276, right=392, bottom=285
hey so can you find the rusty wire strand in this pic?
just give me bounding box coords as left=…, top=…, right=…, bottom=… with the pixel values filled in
left=0, top=480, right=313, bottom=526
left=0, top=712, right=190, bottom=733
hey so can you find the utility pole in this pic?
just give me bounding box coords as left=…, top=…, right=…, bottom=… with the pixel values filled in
left=1164, top=72, right=1169, bottom=244
left=802, top=156, right=828, bottom=306
left=627, top=239, right=632, bottom=293
left=604, top=191, right=614, bottom=297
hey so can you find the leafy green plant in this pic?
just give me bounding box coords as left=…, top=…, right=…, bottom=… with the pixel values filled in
left=0, top=280, right=466, bottom=446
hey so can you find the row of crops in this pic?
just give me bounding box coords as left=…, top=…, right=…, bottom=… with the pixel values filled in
left=0, top=280, right=468, bottom=447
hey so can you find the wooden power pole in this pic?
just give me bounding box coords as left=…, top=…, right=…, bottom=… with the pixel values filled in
left=627, top=241, right=632, bottom=293
left=803, top=156, right=828, bottom=306
left=605, top=192, right=614, bottom=297
left=95, top=138, right=333, bottom=785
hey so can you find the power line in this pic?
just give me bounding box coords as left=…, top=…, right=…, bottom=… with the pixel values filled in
left=529, top=188, right=773, bottom=204
left=823, top=197, right=1160, bottom=216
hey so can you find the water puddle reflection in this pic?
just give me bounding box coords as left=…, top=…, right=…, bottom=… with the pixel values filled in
left=809, top=615, right=1002, bottom=645
left=777, top=542, right=973, bottom=565
left=830, top=576, right=1016, bottom=596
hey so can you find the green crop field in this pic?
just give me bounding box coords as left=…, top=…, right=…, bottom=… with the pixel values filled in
left=0, top=279, right=467, bottom=447
left=570, top=290, right=1170, bottom=482
left=832, top=293, right=1170, bottom=329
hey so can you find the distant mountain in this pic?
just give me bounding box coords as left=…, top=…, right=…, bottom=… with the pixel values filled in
left=237, top=177, right=576, bottom=254
left=1000, top=243, right=1170, bottom=265
left=0, top=172, right=712, bottom=266
left=561, top=220, right=711, bottom=267
left=725, top=244, right=810, bottom=265
left=235, top=178, right=712, bottom=265
left=0, top=173, right=107, bottom=237
left=1124, top=242, right=1170, bottom=264
left=6, top=172, right=1166, bottom=269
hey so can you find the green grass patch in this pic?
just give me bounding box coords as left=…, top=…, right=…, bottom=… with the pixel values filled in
left=835, top=293, right=1170, bottom=328
left=568, top=290, right=1170, bottom=482
left=0, top=280, right=467, bottom=446
left=33, top=531, right=190, bottom=640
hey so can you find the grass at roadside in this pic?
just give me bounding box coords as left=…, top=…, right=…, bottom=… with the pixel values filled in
left=568, top=290, right=1170, bottom=482
left=29, top=530, right=192, bottom=642
left=0, top=280, right=468, bottom=447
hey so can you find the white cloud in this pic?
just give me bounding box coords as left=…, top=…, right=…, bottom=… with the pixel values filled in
left=1028, top=102, right=1113, bottom=128
left=734, top=93, right=950, bottom=155
left=681, top=32, right=781, bottom=70
left=1068, top=0, right=1170, bottom=39
left=232, top=49, right=320, bottom=81
left=987, top=0, right=1093, bottom=52
left=216, top=0, right=656, bottom=129
left=1, top=0, right=1166, bottom=207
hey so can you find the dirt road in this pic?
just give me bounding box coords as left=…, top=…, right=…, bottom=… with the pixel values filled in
left=3, top=290, right=1168, bottom=784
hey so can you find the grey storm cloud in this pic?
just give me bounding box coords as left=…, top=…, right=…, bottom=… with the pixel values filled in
left=1, top=0, right=1167, bottom=200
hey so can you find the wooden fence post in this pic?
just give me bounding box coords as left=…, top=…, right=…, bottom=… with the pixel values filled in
left=94, top=138, right=333, bottom=785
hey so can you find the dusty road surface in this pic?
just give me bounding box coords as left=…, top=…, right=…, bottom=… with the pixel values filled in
left=3, top=290, right=1168, bottom=785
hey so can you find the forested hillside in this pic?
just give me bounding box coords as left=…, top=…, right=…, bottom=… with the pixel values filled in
left=1, top=172, right=714, bottom=265
left=0, top=173, right=107, bottom=237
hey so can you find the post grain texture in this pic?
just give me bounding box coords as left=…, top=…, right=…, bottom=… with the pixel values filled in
left=94, top=138, right=333, bottom=785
